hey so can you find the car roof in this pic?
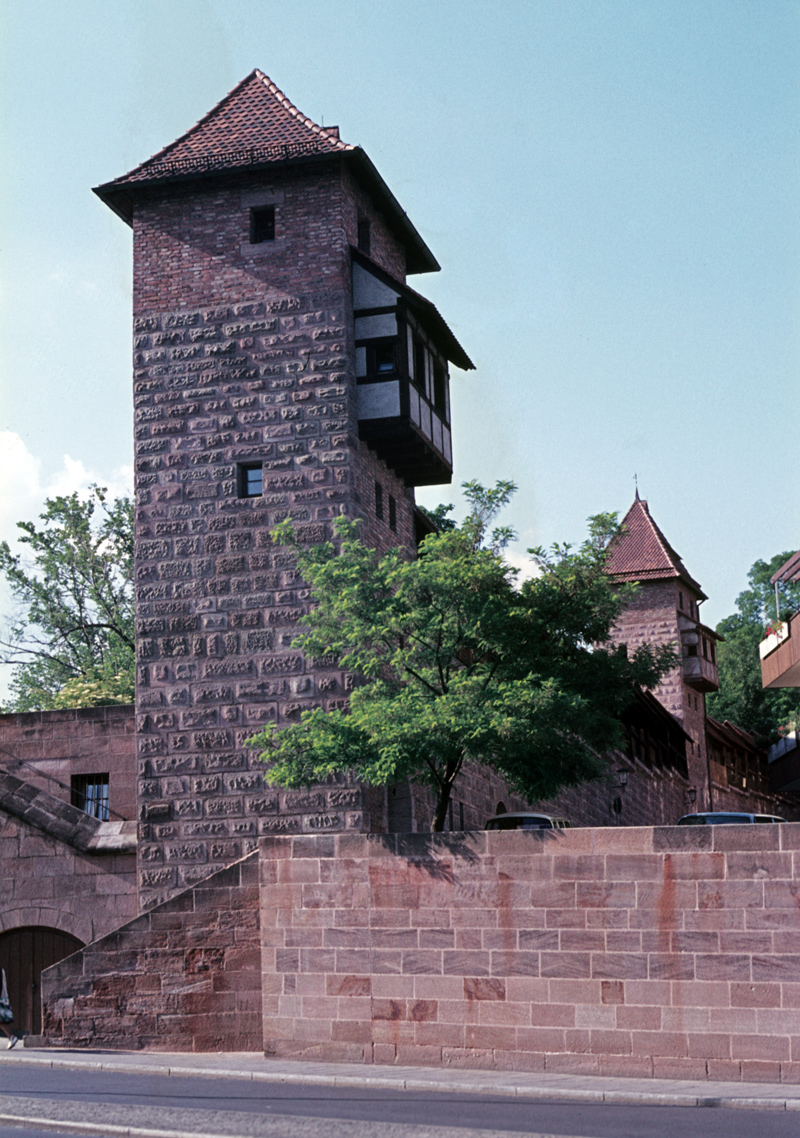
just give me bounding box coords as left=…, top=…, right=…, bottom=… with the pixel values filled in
left=488, top=812, right=561, bottom=820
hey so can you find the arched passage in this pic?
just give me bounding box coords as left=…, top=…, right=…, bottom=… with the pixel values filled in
left=0, top=927, right=84, bottom=1037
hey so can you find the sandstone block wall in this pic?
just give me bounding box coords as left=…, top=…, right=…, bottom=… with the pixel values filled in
left=0, top=811, right=137, bottom=947
left=259, top=826, right=800, bottom=1082
left=131, top=169, right=417, bottom=909
left=0, top=706, right=136, bottom=820
left=42, top=853, right=261, bottom=1052
left=610, top=579, right=710, bottom=797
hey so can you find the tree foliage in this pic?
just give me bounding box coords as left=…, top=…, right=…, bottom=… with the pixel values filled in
left=252, top=482, right=676, bottom=829
left=0, top=488, right=134, bottom=711
left=707, top=552, right=800, bottom=743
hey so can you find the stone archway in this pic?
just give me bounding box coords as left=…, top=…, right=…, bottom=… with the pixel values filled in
left=0, top=927, right=84, bottom=1037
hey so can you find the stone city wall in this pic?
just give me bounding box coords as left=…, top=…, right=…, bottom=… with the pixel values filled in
left=260, top=826, right=800, bottom=1083
left=42, top=853, right=261, bottom=1052
left=0, top=808, right=137, bottom=948
left=0, top=706, right=136, bottom=821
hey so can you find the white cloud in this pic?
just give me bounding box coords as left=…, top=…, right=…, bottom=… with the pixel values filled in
left=0, top=431, right=132, bottom=554
left=505, top=549, right=542, bottom=585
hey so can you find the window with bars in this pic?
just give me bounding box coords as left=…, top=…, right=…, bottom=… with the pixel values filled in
left=71, top=774, right=110, bottom=821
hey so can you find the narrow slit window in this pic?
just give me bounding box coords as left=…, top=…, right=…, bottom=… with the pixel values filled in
left=375, top=481, right=384, bottom=521
left=238, top=463, right=263, bottom=498
left=250, top=205, right=275, bottom=244
left=388, top=494, right=397, bottom=532
left=357, top=217, right=371, bottom=255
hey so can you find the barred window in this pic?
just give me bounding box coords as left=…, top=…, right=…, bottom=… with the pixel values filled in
left=71, top=774, right=109, bottom=821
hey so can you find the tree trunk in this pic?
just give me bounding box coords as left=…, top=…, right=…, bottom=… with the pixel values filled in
left=432, top=782, right=453, bottom=831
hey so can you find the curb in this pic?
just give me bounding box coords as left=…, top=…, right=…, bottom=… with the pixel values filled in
left=2, top=1050, right=799, bottom=1112
left=0, top=1117, right=222, bottom=1138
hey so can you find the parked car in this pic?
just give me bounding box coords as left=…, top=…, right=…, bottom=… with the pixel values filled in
left=485, top=812, right=571, bottom=831
left=676, top=811, right=786, bottom=825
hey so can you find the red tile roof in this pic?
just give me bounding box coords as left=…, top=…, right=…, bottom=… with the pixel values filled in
left=111, top=70, right=352, bottom=185
left=607, top=495, right=705, bottom=597
left=94, top=70, right=440, bottom=275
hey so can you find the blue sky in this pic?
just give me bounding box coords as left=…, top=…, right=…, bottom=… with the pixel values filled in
left=1, top=0, right=798, bottom=686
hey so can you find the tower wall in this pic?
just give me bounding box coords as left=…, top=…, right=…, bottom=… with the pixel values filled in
left=131, top=164, right=418, bottom=908
left=611, top=579, right=710, bottom=801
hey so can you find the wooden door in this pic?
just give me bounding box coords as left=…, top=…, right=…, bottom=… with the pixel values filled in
left=0, top=927, right=83, bottom=1036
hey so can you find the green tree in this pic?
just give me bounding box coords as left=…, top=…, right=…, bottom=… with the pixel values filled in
left=0, top=488, right=134, bottom=711
left=252, top=482, right=675, bottom=830
left=707, top=552, right=800, bottom=743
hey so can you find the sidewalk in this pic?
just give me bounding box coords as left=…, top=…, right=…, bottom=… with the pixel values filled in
left=1, top=1044, right=799, bottom=1111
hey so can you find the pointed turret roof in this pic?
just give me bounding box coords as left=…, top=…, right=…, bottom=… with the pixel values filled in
left=94, top=70, right=439, bottom=273
left=607, top=495, right=706, bottom=598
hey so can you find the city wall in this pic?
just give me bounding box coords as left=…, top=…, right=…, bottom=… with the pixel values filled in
left=260, top=826, right=800, bottom=1082
left=42, top=823, right=800, bottom=1081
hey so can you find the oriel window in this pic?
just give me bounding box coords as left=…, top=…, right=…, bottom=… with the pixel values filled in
left=369, top=342, right=396, bottom=376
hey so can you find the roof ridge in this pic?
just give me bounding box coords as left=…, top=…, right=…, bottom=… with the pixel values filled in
left=254, top=69, right=348, bottom=149
left=637, top=498, right=683, bottom=574
left=607, top=497, right=705, bottom=597
left=131, top=70, right=261, bottom=176
left=109, top=69, right=351, bottom=187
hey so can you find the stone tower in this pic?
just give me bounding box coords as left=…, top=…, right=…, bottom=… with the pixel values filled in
left=606, top=494, right=720, bottom=805
left=94, top=70, right=473, bottom=908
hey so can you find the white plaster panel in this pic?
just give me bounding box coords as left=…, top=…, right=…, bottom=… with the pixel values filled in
left=353, top=262, right=399, bottom=308
left=354, top=313, right=397, bottom=339
left=409, top=387, right=420, bottom=426
left=357, top=382, right=401, bottom=420
left=443, top=428, right=451, bottom=463
left=420, top=402, right=432, bottom=440
left=432, top=415, right=443, bottom=454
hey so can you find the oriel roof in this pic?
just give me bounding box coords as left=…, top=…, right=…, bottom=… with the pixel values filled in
left=94, top=70, right=439, bottom=274
left=607, top=494, right=706, bottom=599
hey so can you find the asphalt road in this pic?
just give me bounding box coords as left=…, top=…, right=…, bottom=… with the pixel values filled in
left=1, top=1065, right=798, bottom=1138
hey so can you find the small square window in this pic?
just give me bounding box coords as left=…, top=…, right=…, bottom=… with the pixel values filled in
left=389, top=494, right=397, bottom=532
left=238, top=463, right=263, bottom=497
left=375, top=482, right=384, bottom=521
left=357, top=217, right=371, bottom=255
left=71, top=774, right=109, bottom=821
left=369, top=343, right=395, bottom=375
left=250, top=206, right=275, bottom=244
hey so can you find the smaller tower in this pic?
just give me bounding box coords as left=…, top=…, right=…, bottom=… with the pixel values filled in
left=607, top=495, right=720, bottom=804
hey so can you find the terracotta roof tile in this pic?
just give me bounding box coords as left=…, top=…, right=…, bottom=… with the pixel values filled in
left=607, top=495, right=705, bottom=597
left=95, top=70, right=441, bottom=274
left=109, top=69, right=352, bottom=186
